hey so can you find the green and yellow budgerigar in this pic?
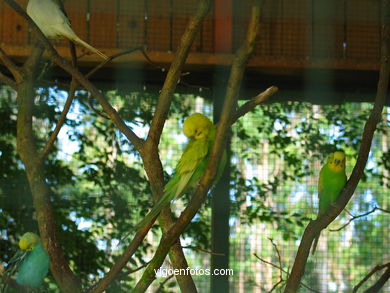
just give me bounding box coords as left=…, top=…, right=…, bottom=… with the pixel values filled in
left=2, top=232, right=50, bottom=291
left=134, top=113, right=227, bottom=231
left=312, top=151, right=347, bottom=254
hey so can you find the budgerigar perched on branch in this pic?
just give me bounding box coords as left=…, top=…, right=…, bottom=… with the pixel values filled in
left=27, top=0, right=108, bottom=59
left=133, top=113, right=227, bottom=231
left=312, top=151, right=347, bottom=254
left=2, top=232, right=50, bottom=291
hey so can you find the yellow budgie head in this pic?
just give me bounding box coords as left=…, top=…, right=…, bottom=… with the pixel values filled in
left=326, top=151, right=346, bottom=172
left=183, top=113, right=213, bottom=140
left=19, top=232, right=41, bottom=251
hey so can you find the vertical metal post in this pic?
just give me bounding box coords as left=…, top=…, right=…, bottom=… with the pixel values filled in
left=211, top=68, right=231, bottom=293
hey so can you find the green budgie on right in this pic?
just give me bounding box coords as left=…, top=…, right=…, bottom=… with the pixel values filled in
left=312, top=151, right=347, bottom=255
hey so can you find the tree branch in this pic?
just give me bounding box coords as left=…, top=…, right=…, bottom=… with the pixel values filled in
left=0, top=70, right=16, bottom=89
left=269, top=238, right=283, bottom=283
left=87, top=220, right=155, bottom=293
left=182, top=245, right=225, bottom=256
left=137, top=1, right=213, bottom=292
left=253, top=255, right=319, bottom=293
left=131, top=2, right=262, bottom=292
left=4, top=0, right=144, bottom=152
left=284, top=0, right=390, bottom=291
left=0, top=46, right=22, bottom=82
left=88, top=0, right=213, bottom=291
left=38, top=82, right=76, bottom=162
left=363, top=266, right=390, bottom=292
left=85, top=47, right=162, bottom=80
left=153, top=275, right=174, bottom=293
left=145, top=0, right=212, bottom=147
left=330, top=206, right=390, bottom=232
left=15, top=44, right=81, bottom=292
left=230, top=86, right=278, bottom=125
left=352, top=262, right=390, bottom=292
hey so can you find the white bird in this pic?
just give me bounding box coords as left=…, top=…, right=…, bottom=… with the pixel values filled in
left=27, top=0, right=108, bottom=59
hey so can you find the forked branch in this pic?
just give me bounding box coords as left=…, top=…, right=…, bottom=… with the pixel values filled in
left=284, top=0, right=390, bottom=291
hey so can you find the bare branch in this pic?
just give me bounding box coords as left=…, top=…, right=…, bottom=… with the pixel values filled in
left=38, top=82, right=76, bottom=162
left=254, top=253, right=285, bottom=272
left=183, top=245, right=225, bottom=256
left=145, top=0, right=212, bottom=147
left=284, top=0, right=390, bottom=290
left=330, top=206, right=390, bottom=232
left=0, top=71, right=17, bottom=89
left=268, top=238, right=283, bottom=282
left=253, top=251, right=320, bottom=293
left=153, top=275, right=175, bottom=293
left=120, top=262, right=150, bottom=277
left=88, top=0, right=213, bottom=291
left=85, top=47, right=161, bottom=80
left=353, top=262, right=390, bottom=292
left=87, top=220, right=155, bottom=293
left=363, top=266, right=390, bottom=292
left=0, top=46, right=22, bottom=82
left=5, top=0, right=144, bottom=152
left=132, top=1, right=262, bottom=292
left=230, top=86, right=278, bottom=125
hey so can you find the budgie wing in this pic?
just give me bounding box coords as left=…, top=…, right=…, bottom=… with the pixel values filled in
left=16, top=244, right=50, bottom=288
left=1, top=250, right=27, bottom=292
left=131, top=138, right=209, bottom=232
left=312, top=165, right=327, bottom=255
left=167, top=138, right=210, bottom=198
left=317, top=166, right=332, bottom=216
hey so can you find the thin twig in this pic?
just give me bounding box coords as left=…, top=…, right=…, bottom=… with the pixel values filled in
left=330, top=206, right=390, bottom=232
left=38, top=82, right=76, bottom=161
left=269, top=279, right=285, bottom=293
left=254, top=253, right=284, bottom=272
left=253, top=253, right=319, bottom=293
left=182, top=245, right=225, bottom=256
left=0, top=71, right=16, bottom=89
left=87, top=96, right=110, bottom=119
left=352, top=262, right=390, bottom=292
left=118, top=261, right=150, bottom=279
left=85, top=47, right=162, bottom=79
left=0, top=46, right=22, bottom=82
left=87, top=219, right=156, bottom=293
left=230, top=86, right=278, bottom=125
left=153, top=275, right=174, bottom=293
left=345, top=208, right=354, bottom=217
left=268, top=238, right=283, bottom=282
left=38, top=39, right=78, bottom=162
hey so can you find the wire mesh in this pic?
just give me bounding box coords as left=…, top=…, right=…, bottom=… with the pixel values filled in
left=0, top=0, right=381, bottom=63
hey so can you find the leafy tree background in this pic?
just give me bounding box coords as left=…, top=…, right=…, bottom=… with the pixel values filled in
left=0, top=83, right=389, bottom=292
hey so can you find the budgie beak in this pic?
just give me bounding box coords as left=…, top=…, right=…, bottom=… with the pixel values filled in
left=193, top=128, right=207, bottom=139
left=334, top=159, right=341, bottom=165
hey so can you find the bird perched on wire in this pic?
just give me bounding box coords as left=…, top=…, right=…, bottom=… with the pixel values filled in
left=131, top=113, right=227, bottom=233
left=2, top=232, right=50, bottom=291
left=27, top=0, right=108, bottom=59
left=312, top=151, right=347, bottom=254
